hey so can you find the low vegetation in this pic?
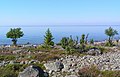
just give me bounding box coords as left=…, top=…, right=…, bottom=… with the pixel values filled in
left=0, top=55, right=16, bottom=61
left=0, top=63, right=45, bottom=77
left=105, top=27, right=118, bottom=46
left=78, top=65, right=120, bottom=77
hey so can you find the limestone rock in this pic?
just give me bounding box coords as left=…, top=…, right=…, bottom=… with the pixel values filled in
left=44, top=61, right=64, bottom=72
left=87, top=49, right=101, bottom=56
left=18, top=65, right=47, bottom=77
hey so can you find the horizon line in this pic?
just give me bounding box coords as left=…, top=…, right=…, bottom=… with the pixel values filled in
left=0, top=25, right=120, bottom=27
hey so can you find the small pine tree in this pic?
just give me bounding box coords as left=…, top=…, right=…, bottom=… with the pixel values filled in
left=60, top=37, right=69, bottom=49
left=60, top=36, right=77, bottom=54
left=68, top=35, right=74, bottom=48
left=44, top=28, right=54, bottom=47
left=6, top=28, right=24, bottom=46
left=105, top=27, right=118, bottom=46
left=80, top=34, right=86, bottom=52
left=90, top=39, right=94, bottom=44
left=80, top=34, right=85, bottom=44
left=75, top=36, right=79, bottom=45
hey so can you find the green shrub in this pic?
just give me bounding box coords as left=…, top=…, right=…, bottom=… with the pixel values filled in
left=105, top=27, right=118, bottom=47
left=80, top=34, right=85, bottom=44
left=0, top=64, right=21, bottom=77
left=105, top=42, right=113, bottom=47
left=101, top=70, right=120, bottom=77
left=0, top=55, right=16, bottom=61
left=90, top=39, right=94, bottom=44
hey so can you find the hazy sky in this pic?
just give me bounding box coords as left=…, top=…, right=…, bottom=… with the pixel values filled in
left=0, top=0, right=120, bottom=26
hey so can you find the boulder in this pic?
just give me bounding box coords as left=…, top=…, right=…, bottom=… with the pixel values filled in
left=87, top=49, right=101, bottom=56
left=0, top=61, right=6, bottom=66
left=18, top=65, right=48, bottom=77
left=9, top=60, right=14, bottom=64
left=55, top=61, right=64, bottom=71
left=44, top=61, right=64, bottom=72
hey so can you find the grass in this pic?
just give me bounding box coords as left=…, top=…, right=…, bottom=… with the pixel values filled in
left=78, top=65, right=120, bottom=77
left=34, top=50, right=65, bottom=62
left=0, top=55, right=16, bottom=61
left=0, top=63, right=45, bottom=77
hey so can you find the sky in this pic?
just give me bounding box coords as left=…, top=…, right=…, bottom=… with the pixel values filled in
left=0, top=0, right=120, bottom=26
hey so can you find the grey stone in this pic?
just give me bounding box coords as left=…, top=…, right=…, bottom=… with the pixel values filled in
left=18, top=65, right=46, bottom=77
left=87, top=49, right=101, bottom=56
left=20, top=61, right=25, bottom=64
left=44, top=61, right=64, bottom=72
left=9, top=60, right=14, bottom=64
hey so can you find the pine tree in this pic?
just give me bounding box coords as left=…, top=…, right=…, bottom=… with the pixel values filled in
left=44, top=28, right=54, bottom=47
left=80, top=34, right=85, bottom=44
left=6, top=28, right=24, bottom=46
left=105, top=27, right=118, bottom=46
left=60, top=37, right=69, bottom=49
left=90, top=39, right=94, bottom=44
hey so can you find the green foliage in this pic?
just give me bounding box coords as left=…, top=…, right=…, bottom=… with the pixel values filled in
left=60, top=35, right=78, bottom=54
left=60, top=37, right=69, bottom=49
left=44, top=28, right=54, bottom=47
left=90, top=38, right=94, bottom=44
left=105, top=41, right=113, bottom=47
left=65, top=46, right=76, bottom=54
left=105, top=27, right=118, bottom=46
left=6, top=28, right=24, bottom=45
left=0, top=63, right=46, bottom=77
left=80, top=45, right=96, bottom=52
left=60, top=34, right=96, bottom=53
left=79, top=44, right=86, bottom=52
left=76, top=36, right=79, bottom=45
left=0, top=69, right=17, bottom=77
left=79, top=34, right=88, bottom=52
left=0, top=55, right=16, bottom=61
left=0, top=64, right=21, bottom=77
left=105, top=27, right=118, bottom=37
left=101, top=70, right=120, bottom=77
left=68, top=35, right=76, bottom=48
left=80, top=34, right=85, bottom=44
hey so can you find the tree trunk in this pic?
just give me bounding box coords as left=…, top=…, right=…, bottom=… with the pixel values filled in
left=108, top=36, right=112, bottom=46
left=12, top=39, right=17, bottom=46
left=85, top=34, right=89, bottom=44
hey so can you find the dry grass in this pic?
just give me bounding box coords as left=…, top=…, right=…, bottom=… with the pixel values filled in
left=78, top=65, right=120, bottom=77
left=34, top=49, right=65, bottom=62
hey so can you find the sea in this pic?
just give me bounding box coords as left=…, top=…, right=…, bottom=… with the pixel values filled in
left=0, top=25, right=120, bottom=45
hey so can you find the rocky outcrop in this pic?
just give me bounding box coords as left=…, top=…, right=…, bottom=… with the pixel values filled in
left=18, top=65, right=48, bottom=77
left=44, top=50, right=120, bottom=77
left=44, top=61, right=64, bottom=72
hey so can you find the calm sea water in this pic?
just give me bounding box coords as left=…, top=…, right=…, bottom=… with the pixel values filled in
left=0, top=25, right=120, bottom=45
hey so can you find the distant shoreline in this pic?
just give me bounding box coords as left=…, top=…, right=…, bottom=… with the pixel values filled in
left=0, top=39, right=112, bottom=46
left=0, top=25, right=120, bottom=27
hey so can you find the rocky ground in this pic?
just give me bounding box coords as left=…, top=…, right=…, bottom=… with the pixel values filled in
left=0, top=44, right=120, bottom=77
left=44, top=50, right=120, bottom=77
